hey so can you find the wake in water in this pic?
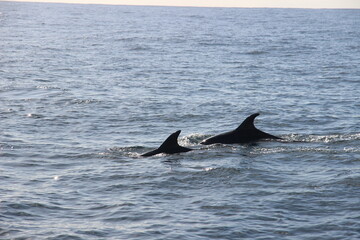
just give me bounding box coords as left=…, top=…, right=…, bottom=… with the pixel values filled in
left=287, top=133, right=360, bottom=143
left=107, top=132, right=360, bottom=157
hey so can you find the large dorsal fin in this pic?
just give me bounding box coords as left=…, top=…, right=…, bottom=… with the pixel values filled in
left=159, top=130, right=181, bottom=150
left=235, top=113, right=260, bottom=131
left=200, top=113, right=281, bottom=145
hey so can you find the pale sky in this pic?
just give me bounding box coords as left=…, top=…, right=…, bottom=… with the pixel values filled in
left=2, top=0, right=360, bottom=9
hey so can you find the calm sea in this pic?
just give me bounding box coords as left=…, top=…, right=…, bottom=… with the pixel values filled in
left=0, top=2, right=359, bottom=239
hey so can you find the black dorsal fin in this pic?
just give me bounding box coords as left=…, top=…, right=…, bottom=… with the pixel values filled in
left=142, top=130, right=192, bottom=157
left=158, top=130, right=181, bottom=150
left=235, top=113, right=260, bottom=131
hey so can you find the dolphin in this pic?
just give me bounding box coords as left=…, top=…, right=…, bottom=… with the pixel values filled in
left=200, top=113, right=282, bottom=145
left=141, top=130, right=192, bottom=157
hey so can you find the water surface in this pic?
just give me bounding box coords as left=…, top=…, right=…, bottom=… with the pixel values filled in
left=0, top=2, right=359, bottom=239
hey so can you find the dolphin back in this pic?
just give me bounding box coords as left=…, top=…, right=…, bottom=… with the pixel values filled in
left=201, top=113, right=281, bottom=145
left=141, top=148, right=162, bottom=157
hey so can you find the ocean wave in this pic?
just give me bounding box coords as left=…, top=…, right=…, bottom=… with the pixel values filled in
left=244, top=50, right=268, bottom=55
left=69, top=98, right=102, bottom=105
left=284, top=133, right=360, bottom=143
left=179, top=133, right=208, bottom=146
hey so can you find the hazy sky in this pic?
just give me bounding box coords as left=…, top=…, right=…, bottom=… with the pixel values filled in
left=3, top=0, right=360, bottom=9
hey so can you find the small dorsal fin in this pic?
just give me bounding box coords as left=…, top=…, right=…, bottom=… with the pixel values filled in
left=236, top=113, right=260, bottom=131
left=142, top=130, right=192, bottom=157
left=158, top=130, right=181, bottom=150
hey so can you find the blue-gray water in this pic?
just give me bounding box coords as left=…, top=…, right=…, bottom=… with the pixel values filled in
left=1, top=2, right=360, bottom=239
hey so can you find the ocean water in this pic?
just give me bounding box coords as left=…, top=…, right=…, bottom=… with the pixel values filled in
left=0, top=2, right=360, bottom=239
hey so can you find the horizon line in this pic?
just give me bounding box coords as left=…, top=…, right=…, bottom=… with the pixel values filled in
left=2, top=0, right=360, bottom=9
